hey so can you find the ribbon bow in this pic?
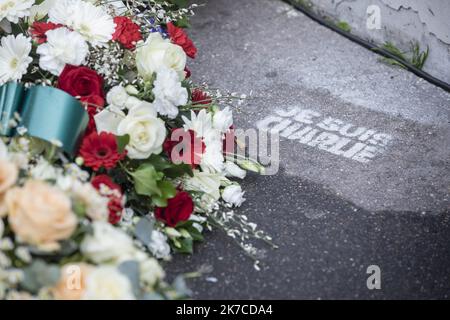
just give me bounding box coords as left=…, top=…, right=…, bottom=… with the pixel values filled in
left=0, top=82, right=89, bottom=156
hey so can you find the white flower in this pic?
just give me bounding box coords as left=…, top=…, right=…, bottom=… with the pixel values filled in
left=222, top=185, right=245, bottom=207
left=153, top=67, right=188, bottom=119
left=184, top=170, right=222, bottom=201
left=37, top=27, right=88, bottom=75
left=94, top=105, right=125, bottom=135
left=70, top=181, right=109, bottom=222
left=117, top=104, right=167, bottom=159
left=48, top=0, right=115, bottom=46
left=200, top=139, right=224, bottom=173
left=0, top=0, right=34, bottom=23
left=147, top=230, right=171, bottom=260
left=224, top=161, right=247, bottom=179
left=140, top=258, right=165, bottom=287
left=0, top=34, right=32, bottom=84
left=136, top=32, right=186, bottom=80
left=106, top=86, right=129, bottom=107
left=213, top=107, right=233, bottom=133
left=29, top=0, right=57, bottom=22
left=124, top=96, right=145, bottom=111
left=182, top=110, right=224, bottom=173
left=83, top=266, right=135, bottom=300
left=80, top=221, right=136, bottom=264
left=29, top=157, right=59, bottom=181
left=182, top=110, right=213, bottom=139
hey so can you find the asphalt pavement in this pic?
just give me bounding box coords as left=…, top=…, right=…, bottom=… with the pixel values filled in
left=165, top=0, right=450, bottom=299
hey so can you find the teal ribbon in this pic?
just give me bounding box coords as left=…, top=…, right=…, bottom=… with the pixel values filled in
left=0, top=82, right=89, bottom=156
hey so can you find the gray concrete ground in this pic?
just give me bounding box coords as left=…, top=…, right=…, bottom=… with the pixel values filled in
left=166, top=0, right=450, bottom=299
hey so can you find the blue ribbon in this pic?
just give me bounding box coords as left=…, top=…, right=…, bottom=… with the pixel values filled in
left=0, top=82, right=89, bottom=156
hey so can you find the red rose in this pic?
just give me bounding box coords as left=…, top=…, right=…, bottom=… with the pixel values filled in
left=163, top=128, right=205, bottom=169
left=91, top=175, right=124, bottom=225
left=79, top=132, right=126, bottom=171
left=30, top=22, right=62, bottom=44
left=154, top=191, right=194, bottom=227
left=58, top=65, right=105, bottom=107
left=191, top=89, right=212, bottom=105
left=167, top=22, right=197, bottom=59
left=112, top=16, right=143, bottom=50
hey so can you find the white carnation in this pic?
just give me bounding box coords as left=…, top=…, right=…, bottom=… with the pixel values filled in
left=37, top=27, right=88, bottom=75
left=147, top=230, right=171, bottom=260
left=153, top=67, right=188, bottom=119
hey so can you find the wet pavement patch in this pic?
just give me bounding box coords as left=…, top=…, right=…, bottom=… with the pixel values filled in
left=166, top=0, right=450, bottom=299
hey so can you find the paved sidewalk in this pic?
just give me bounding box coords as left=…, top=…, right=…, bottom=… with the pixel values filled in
left=166, top=0, right=450, bottom=299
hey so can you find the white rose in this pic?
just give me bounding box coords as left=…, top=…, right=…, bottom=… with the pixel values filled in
left=213, top=107, right=233, bottom=133
left=94, top=105, right=126, bottom=135
left=222, top=185, right=245, bottom=207
left=224, top=162, right=247, bottom=179
left=80, top=221, right=136, bottom=264
left=106, top=86, right=129, bottom=107
left=117, top=104, right=167, bottom=159
left=83, top=266, right=135, bottom=300
left=153, top=67, right=188, bottom=119
left=136, top=33, right=186, bottom=80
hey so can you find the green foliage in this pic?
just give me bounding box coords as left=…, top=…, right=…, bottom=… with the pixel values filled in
left=336, top=21, right=351, bottom=33
left=377, top=41, right=429, bottom=70
left=126, top=154, right=193, bottom=207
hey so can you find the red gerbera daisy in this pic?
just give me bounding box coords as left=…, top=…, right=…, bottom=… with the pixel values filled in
left=79, top=132, right=126, bottom=171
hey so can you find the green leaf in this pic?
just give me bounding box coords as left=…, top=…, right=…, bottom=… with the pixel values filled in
left=152, top=195, right=168, bottom=208
left=21, top=260, right=61, bottom=294
left=158, top=180, right=177, bottom=198
left=129, top=163, right=164, bottom=197
left=134, top=217, right=154, bottom=246
left=164, top=163, right=194, bottom=179
left=116, top=134, right=130, bottom=153
left=172, top=237, right=194, bottom=254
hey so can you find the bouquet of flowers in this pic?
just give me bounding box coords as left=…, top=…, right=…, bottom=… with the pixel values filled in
left=0, top=0, right=272, bottom=300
